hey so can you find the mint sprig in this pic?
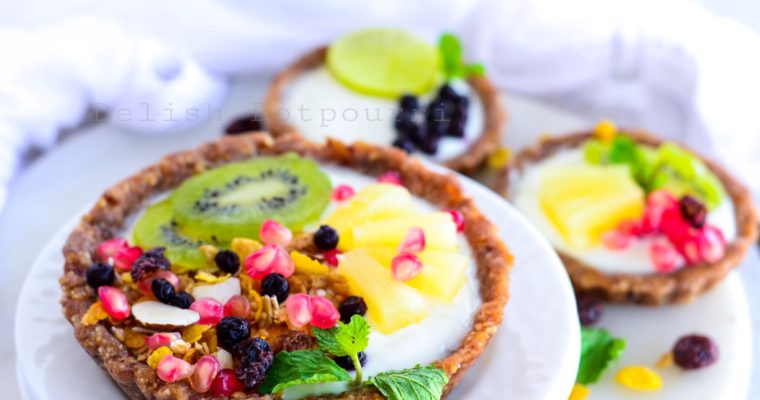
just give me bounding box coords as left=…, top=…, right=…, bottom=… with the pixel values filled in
left=314, top=314, right=370, bottom=383
left=576, top=327, right=626, bottom=385
left=368, top=365, right=449, bottom=400
left=258, top=350, right=351, bottom=394
left=439, top=33, right=485, bottom=81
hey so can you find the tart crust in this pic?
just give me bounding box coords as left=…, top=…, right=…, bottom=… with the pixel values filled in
left=60, top=133, right=513, bottom=399
left=494, top=130, right=757, bottom=305
left=262, top=46, right=508, bottom=174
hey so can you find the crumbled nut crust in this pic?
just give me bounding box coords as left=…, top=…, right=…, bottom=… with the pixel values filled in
left=60, top=133, right=512, bottom=399
left=494, top=130, right=758, bottom=305
left=262, top=47, right=508, bottom=174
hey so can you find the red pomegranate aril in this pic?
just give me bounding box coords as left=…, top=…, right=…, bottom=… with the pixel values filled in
left=97, top=286, right=131, bottom=320
left=676, top=230, right=703, bottom=265
left=601, top=229, right=633, bottom=250
left=138, top=270, right=181, bottom=297
left=323, top=249, right=340, bottom=267
left=244, top=244, right=294, bottom=279
left=211, top=369, right=245, bottom=396
left=157, top=355, right=194, bottom=383
left=310, top=296, right=340, bottom=329
left=190, top=297, right=224, bottom=326
left=377, top=171, right=403, bottom=186
left=398, top=227, right=426, bottom=253
left=447, top=209, right=465, bottom=233
left=96, top=238, right=128, bottom=260
left=146, top=332, right=181, bottom=350
left=285, top=293, right=313, bottom=328
left=189, top=355, right=220, bottom=393
left=391, top=253, right=424, bottom=281
left=113, top=246, right=144, bottom=271
left=332, top=184, right=355, bottom=201
left=223, top=295, right=251, bottom=318
left=259, top=219, right=293, bottom=246
left=649, top=240, right=685, bottom=273
left=698, top=225, right=726, bottom=263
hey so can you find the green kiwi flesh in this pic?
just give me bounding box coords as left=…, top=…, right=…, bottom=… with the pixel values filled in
left=170, top=154, right=332, bottom=243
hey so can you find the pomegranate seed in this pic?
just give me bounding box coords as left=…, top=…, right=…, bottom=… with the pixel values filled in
left=189, top=355, right=220, bottom=393
left=641, top=190, right=679, bottom=234
left=285, top=293, right=312, bottom=328
left=601, top=229, right=633, bottom=250
left=392, top=253, right=424, bottom=281
left=332, top=184, right=355, bottom=201
left=310, top=296, right=340, bottom=329
left=97, top=286, right=131, bottom=320
left=259, top=219, right=293, bottom=246
left=146, top=332, right=181, bottom=350
left=244, top=244, right=294, bottom=279
left=660, top=207, right=691, bottom=242
left=138, top=270, right=180, bottom=297
left=96, top=238, right=128, bottom=260
left=399, top=227, right=426, bottom=253
left=676, top=229, right=703, bottom=265
left=698, top=225, right=726, bottom=263
left=189, top=297, right=224, bottom=326
left=211, top=369, right=245, bottom=396
left=112, top=246, right=144, bottom=271
left=377, top=171, right=403, bottom=186
left=323, top=249, right=340, bottom=267
left=447, top=209, right=465, bottom=233
left=649, top=240, right=685, bottom=273
left=223, top=295, right=251, bottom=318
left=157, top=355, right=194, bottom=383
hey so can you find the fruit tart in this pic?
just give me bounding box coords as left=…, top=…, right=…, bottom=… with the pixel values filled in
left=263, top=28, right=507, bottom=173
left=60, top=133, right=512, bottom=399
left=496, top=122, right=757, bottom=305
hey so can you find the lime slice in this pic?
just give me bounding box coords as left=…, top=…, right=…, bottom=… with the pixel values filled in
left=327, top=28, right=440, bottom=98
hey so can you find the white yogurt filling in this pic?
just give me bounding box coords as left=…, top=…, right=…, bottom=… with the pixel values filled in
left=122, top=164, right=481, bottom=398
left=513, top=148, right=737, bottom=274
left=282, top=67, right=485, bottom=162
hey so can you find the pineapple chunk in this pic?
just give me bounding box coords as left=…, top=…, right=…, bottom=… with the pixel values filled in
left=364, top=246, right=468, bottom=303
left=351, top=212, right=458, bottom=251
left=540, top=165, right=644, bottom=249
left=323, top=183, right=413, bottom=250
left=339, top=249, right=430, bottom=333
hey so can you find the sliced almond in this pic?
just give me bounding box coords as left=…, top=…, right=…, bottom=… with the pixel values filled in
left=192, top=277, right=241, bottom=304
left=132, top=301, right=200, bottom=328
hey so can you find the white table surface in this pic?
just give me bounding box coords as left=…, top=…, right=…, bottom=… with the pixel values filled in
left=2, top=75, right=759, bottom=399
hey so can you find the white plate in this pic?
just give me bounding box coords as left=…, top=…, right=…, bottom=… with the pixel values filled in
left=14, top=171, right=580, bottom=400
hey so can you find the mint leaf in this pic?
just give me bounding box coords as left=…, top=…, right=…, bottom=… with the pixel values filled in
left=576, top=327, right=626, bottom=385
left=258, top=350, right=352, bottom=394
left=438, top=33, right=485, bottom=80
left=369, top=365, right=448, bottom=400
left=314, top=315, right=370, bottom=357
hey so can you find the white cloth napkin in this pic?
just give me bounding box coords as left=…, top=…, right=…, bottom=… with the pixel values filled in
left=1, top=0, right=759, bottom=210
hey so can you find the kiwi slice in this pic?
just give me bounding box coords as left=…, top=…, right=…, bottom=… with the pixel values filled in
left=132, top=200, right=210, bottom=270
left=170, top=154, right=332, bottom=243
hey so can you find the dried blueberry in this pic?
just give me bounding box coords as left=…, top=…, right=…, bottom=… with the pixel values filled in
left=673, top=334, right=719, bottom=370
left=417, top=135, right=439, bottom=155
left=261, top=273, right=289, bottom=303
left=86, top=262, right=115, bottom=289
left=394, top=110, right=416, bottom=132
left=576, top=293, right=604, bottom=326
left=448, top=117, right=466, bottom=138
left=335, top=351, right=368, bottom=371
left=399, top=95, right=420, bottom=112
left=313, top=225, right=339, bottom=251
left=392, top=137, right=416, bottom=153
left=215, top=250, right=240, bottom=274
left=679, top=195, right=707, bottom=228
left=217, top=316, right=251, bottom=350
left=151, top=278, right=176, bottom=304
left=234, top=338, right=274, bottom=390
left=131, top=247, right=170, bottom=282
left=339, top=296, right=368, bottom=323
left=171, top=291, right=194, bottom=309
left=225, top=113, right=264, bottom=135
left=438, top=84, right=457, bottom=101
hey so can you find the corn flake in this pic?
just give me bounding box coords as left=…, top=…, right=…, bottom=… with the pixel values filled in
left=81, top=301, right=109, bottom=326
left=616, top=366, right=663, bottom=391
left=147, top=347, right=173, bottom=369
left=291, top=251, right=329, bottom=275
left=655, top=352, right=673, bottom=369
left=199, top=245, right=220, bottom=265
left=594, top=119, right=617, bottom=143
left=195, top=271, right=230, bottom=284
left=231, top=238, right=262, bottom=260
left=123, top=327, right=147, bottom=350
left=182, top=324, right=212, bottom=343
left=487, top=146, right=512, bottom=170
left=568, top=384, right=590, bottom=400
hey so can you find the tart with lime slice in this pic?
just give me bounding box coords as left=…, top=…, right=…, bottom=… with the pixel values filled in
left=60, top=133, right=511, bottom=399
left=263, top=28, right=507, bottom=173
left=496, top=123, right=757, bottom=304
